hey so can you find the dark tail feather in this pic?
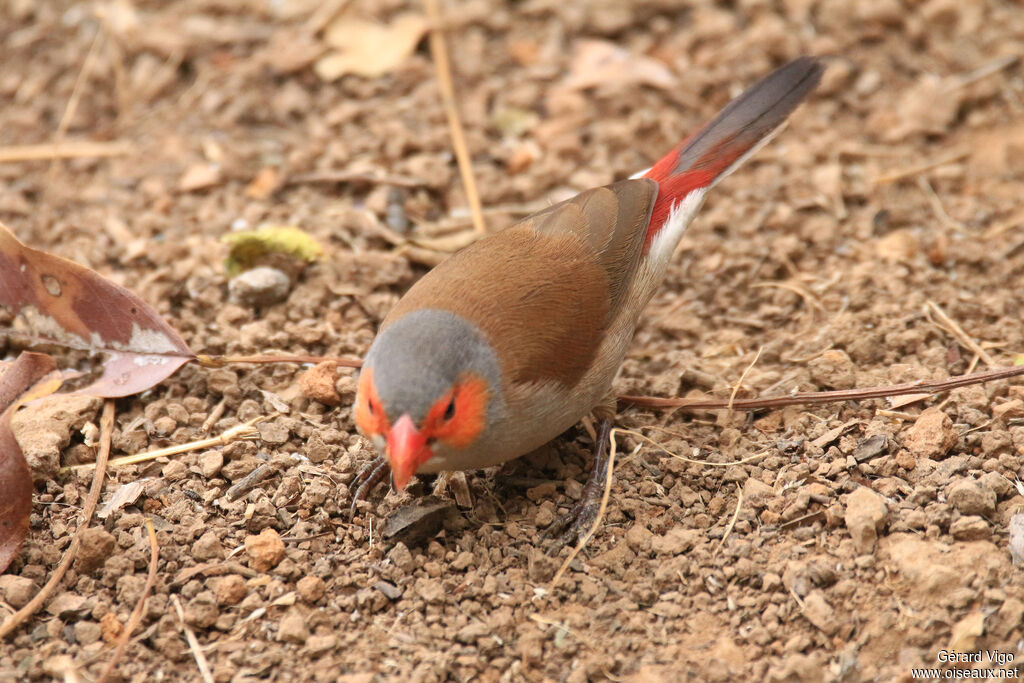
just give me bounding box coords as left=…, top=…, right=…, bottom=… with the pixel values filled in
left=643, top=57, right=824, bottom=247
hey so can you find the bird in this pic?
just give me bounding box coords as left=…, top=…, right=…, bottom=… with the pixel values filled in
left=351, top=57, right=824, bottom=539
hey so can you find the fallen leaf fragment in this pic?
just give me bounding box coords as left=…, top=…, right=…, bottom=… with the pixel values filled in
left=315, top=13, right=427, bottom=81
left=0, top=352, right=61, bottom=573
left=559, top=40, right=676, bottom=93
left=0, top=221, right=194, bottom=397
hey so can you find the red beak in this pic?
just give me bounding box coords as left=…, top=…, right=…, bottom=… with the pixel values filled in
left=386, top=414, right=429, bottom=491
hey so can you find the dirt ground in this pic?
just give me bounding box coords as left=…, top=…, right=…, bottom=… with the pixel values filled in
left=3, top=0, right=1024, bottom=681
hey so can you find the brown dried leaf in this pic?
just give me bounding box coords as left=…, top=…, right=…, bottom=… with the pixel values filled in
left=382, top=497, right=454, bottom=547
left=559, top=40, right=676, bottom=93
left=314, top=13, right=427, bottom=81
left=1, top=352, right=61, bottom=573
left=0, top=222, right=194, bottom=397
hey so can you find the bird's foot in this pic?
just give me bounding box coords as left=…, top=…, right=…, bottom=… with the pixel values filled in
left=349, top=456, right=390, bottom=519
left=541, top=418, right=613, bottom=551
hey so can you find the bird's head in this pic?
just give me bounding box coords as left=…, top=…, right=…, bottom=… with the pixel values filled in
left=353, top=309, right=503, bottom=490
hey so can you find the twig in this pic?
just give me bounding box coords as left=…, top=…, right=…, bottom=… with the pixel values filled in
left=52, top=25, right=106, bottom=169
left=195, top=353, right=362, bottom=368
left=873, top=148, right=970, bottom=184
left=917, top=177, right=967, bottom=233
left=714, top=485, right=744, bottom=557
left=172, top=596, right=215, bottom=683
left=62, top=415, right=267, bottom=473
left=0, top=141, right=133, bottom=163
left=617, top=365, right=1024, bottom=411
left=97, top=519, right=159, bottom=683
left=423, top=0, right=486, bottom=236
left=201, top=397, right=228, bottom=433
left=728, top=346, right=763, bottom=412
left=945, top=55, right=1019, bottom=92
left=225, top=463, right=276, bottom=502
left=548, top=428, right=627, bottom=591
left=611, top=427, right=771, bottom=467
left=983, top=208, right=1024, bottom=240
left=925, top=300, right=997, bottom=367
left=285, top=170, right=427, bottom=188
left=0, top=400, right=115, bottom=640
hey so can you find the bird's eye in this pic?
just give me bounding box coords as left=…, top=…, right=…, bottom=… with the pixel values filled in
left=366, top=399, right=375, bottom=415
left=443, top=396, right=456, bottom=421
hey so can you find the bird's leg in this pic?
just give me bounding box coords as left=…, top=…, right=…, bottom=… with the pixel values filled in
left=541, top=416, right=614, bottom=547
left=349, top=456, right=390, bottom=519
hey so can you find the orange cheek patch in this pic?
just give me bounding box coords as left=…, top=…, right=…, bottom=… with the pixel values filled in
left=354, top=368, right=389, bottom=437
left=424, top=374, right=489, bottom=449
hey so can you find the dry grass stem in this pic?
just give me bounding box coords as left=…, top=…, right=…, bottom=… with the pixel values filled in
left=172, top=596, right=216, bottom=683
left=728, top=346, right=764, bottom=413
left=0, top=141, right=133, bottom=163
left=97, top=519, right=159, bottom=683
left=917, top=177, right=967, bottom=233
left=0, top=400, right=115, bottom=640
left=53, top=25, right=106, bottom=160
left=714, top=485, right=744, bottom=557
left=62, top=414, right=267, bottom=474
left=925, top=300, right=996, bottom=367
left=424, top=0, right=486, bottom=237
left=619, top=364, right=1024, bottom=411
left=873, top=148, right=970, bottom=184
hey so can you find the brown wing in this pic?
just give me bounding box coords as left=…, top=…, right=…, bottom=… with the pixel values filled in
left=382, top=178, right=658, bottom=388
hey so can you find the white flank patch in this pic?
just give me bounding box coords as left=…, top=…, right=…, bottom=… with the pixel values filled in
left=647, top=187, right=708, bottom=265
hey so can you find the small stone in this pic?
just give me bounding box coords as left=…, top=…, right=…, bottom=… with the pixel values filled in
left=743, top=478, right=775, bottom=507
left=993, top=399, right=1024, bottom=422
left=305, top=432, right=332, bottom=464
left=533, top=505, right=555, bottom=528
left=245, top=528, right=286, bottom=571
left=258, top=421, right=290, bottom=445
left=213, top=575, right=247, bottom=606
left=152, top=416, right=178, bottom=437
left=73, top=621, right=102, bottom=646
left=808, top=350, right=857, bottom=389
left=994, top=598, right=1024, bottom=638
left=1008, top=514, right=1024, bottom=565
left=10, top=394, right=101, bottom=481
left=306, top=634, right=337, bottom=656
left=387, top=542, right=415, bottom=573
left=229, top=266, right=292, bottom=307
left=162, top=460, right=187, bottom=481
left=978, top=471, right=1014, bottom=499
left=277, top=609, right=309, bottom=643
left=206, top=369, right=239, bottom=396
left=299, top=362, right=342, bottom=407
left=651, top=528, right=701, bottom=556
left=904, top=407, right=958, bottom=460
left=296, top=576, right=325, bottom=603
left=414, top=577, right=445, bottom=603
left=74, top=527, right=116, bottom=574
left=373, top=580, right=403, bottom=601
left=192, top=531, right=224, bottom=561
left=950, top=515, right=990, bottom=541
left=0, top=576, right=37, bottom=609
left=946, top=479, right=996, bottom=516
left=801, top=590, right=839, bottom=635
left=200, top=451, right=224, bottom=478
left=184, top=591, right=219, bottom=629
left=844, top=486, right=888, bottom=553
left=451, top=551, right=474, bottom=570
left=99, top=613, right=123, bottom=643
left=625, top=524, right=654, bottom=553
left=46, top=592, right=87, bottom=618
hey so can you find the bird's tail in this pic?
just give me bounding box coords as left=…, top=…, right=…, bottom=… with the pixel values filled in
left=642, top=57, right=824, bottom=252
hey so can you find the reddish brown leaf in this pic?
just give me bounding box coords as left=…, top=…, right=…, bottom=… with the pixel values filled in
left=0, top=352, right=60, bottom=573
left=0, top=222, right=194, bottom=397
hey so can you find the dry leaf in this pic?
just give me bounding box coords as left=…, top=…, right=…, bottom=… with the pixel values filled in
left=0, top=222, right=194, bottom=397
left=948, top=610, right=985, bottom=652
left=314, top=13, right=427, bottom=81
left=0, top=352, right=61, bottom=573
left=559, top=40, right=676, bottom=93
left=179, top=163, right=222, bottom=192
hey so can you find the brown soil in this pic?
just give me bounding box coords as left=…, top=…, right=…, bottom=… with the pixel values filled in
left=3, top=1, right=1024, bottom=681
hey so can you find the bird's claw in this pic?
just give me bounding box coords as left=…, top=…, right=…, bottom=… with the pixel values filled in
left=349, top=456, right=390, bottom=520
